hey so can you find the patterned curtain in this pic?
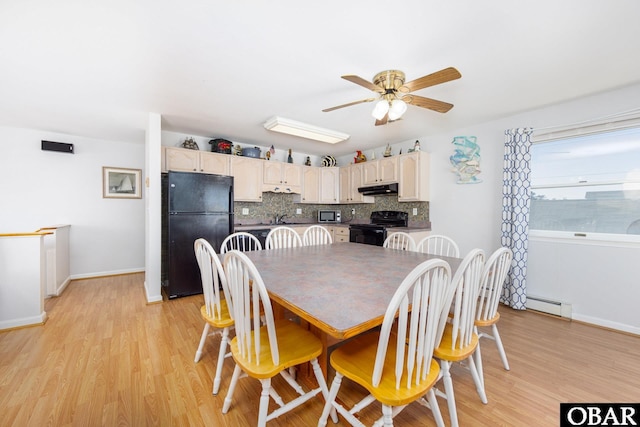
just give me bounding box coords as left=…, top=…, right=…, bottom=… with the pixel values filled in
left=501, top=128, right=533, bottom=309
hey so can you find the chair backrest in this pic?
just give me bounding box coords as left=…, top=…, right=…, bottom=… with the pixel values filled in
left=220, top=231, right=263, bottom=254
left=223, top=250, right=280, bottom=365
left=383, top=231, right=416, bottom=251
left=303, top=225, right=333, bottom=246
left=415, top=235, right=460, bottom=258
left=442, top=248, right=485, bottom=349
left=371, top=259, right=452, bottom=388
left=265, top=226, right=303, bottom=249
left=475, top=247, right=513, bottom=322
left=194, top=238, right=232, bottom=321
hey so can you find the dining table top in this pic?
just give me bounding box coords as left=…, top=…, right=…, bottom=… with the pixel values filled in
left=235, top=242, right=462, bottom=340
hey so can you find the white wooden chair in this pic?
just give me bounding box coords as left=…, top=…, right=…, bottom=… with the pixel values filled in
left=302, top=225, right=333, bottom=246
left=415, top=235, right=460, bottom=258
left=382, top=231, right=416, bottom=251
left=220, top=231, right=262, bottom=254
left=193, top=238, right=234, bottom=395
left=433, top=248, right=486, bottom=427
left=475, top=247, right=513, bottom=375
left=265, top=226, right=303, bottom=249
left=222, top=250, right=337, bottom=427
left=318, top=259, right=452, bottom=427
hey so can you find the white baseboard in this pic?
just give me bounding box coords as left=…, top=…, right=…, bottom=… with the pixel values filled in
left=0, top=311, right=47, bottom=331
left=69, top=268, right=145, bottom=281
left=571, top=313, right=640, bottom=336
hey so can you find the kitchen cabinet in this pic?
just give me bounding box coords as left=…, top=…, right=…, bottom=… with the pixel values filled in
left=295, top=166, right=339, bottom=204
left=388, top=229, right=430, bottom=242
left=230, top=156, right=263, bottom=202
left=163, top=147, right=230, bottom=175
left=339, top=163, right=374, bottom=204
left=333, top=225, right=349, bottom=243
left=296, top=166, right=320, bottom=203
left=398, top=151, right=430, bottom=202
left=262, top=162, right=302, bottom=194
left=362, top=156, right=398, bottom=185
left=320, top=167, right=340, bottom=204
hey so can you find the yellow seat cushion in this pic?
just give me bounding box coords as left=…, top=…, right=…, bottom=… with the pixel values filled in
left=200, top=299, right=234, bottom=329
left=434, top=323, right=478, bottom=362
left=474, top=312, right=500, bottom=327
left=229, top=319, right=322, bottom=379
left=330, top=332, right=441, bottom=407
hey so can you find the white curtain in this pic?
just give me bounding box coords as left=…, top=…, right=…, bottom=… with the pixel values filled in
left=501, top=128, right=532, bottom=309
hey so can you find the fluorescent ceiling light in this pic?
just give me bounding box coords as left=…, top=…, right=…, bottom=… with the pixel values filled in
left=263, top=116, right=350, bottom=144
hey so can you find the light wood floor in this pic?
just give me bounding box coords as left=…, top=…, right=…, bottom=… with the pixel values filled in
left=1, top=273, right=638, bottom=426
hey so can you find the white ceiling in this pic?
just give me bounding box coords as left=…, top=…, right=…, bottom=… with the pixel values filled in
left=2, top=1, right=640, bottom=157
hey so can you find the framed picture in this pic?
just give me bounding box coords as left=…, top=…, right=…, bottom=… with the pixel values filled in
left=102, top=167, right=142, bottom=199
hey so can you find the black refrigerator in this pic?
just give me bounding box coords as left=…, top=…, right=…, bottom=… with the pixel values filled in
left=161, top=171, right=234, bottom=298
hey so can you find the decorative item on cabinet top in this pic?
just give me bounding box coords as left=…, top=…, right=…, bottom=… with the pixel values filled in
left=321, top=155, right=337, bottom=167
left=181, top=137, right=199, bottom=150
left=209, top=138, right=233, bottom=154
left=354, top=150, right=367, bottom=163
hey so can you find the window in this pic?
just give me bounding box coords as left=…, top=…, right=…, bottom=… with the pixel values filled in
left=530, top=127, right=640, bottom=235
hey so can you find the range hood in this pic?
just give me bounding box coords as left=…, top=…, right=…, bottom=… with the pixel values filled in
left=357, top=182, right=398, bottom=196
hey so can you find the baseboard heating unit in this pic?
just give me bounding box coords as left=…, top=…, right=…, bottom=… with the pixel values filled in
left=526, top=295, right=572, bottom=318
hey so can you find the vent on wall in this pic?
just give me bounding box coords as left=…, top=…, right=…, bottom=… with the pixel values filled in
left=526, top=295, right=572, bottom=318
left=42, top=140, right=74, bottom=154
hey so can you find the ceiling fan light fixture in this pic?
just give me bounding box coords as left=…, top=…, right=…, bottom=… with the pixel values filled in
left=371, top=99, right=390, bottom=120
left=263, top=116, right=350, bottom=144
left=388, top=99, right=407, bottom=120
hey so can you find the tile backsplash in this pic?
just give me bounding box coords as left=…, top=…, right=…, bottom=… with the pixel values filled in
left=235, top=192, right=429, bottom=226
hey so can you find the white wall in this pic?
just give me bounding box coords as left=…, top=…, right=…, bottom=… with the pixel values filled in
left=0, top=126, right=145, bottom=278
left=396, top=83, right=640, bottom=334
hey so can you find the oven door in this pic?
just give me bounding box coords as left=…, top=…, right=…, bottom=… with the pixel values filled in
left=349, top=226, right=386, bottom=246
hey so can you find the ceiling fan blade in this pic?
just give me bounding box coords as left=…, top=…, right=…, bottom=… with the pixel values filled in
left=403, top=95, right=454, bottom=113
left=322, top=97, right=376, bottom=112
left=342, top=75, right=385, bottom=93
left=398, top=67, right=461, bottom=94
left=375, top=113, right=389, bottom=126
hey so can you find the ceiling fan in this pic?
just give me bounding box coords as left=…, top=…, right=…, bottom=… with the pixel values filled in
left=323, top=67, right=461, bottom=126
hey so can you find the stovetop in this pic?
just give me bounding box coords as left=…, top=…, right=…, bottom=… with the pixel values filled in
left=350, top=210, right=408, bottom=229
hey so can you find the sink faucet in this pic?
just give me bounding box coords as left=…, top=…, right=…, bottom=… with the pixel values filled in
left=274, top=213, right=287, bottom=224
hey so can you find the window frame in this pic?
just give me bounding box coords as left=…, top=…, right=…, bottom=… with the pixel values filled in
left=529, top=124, right=640, bottom=241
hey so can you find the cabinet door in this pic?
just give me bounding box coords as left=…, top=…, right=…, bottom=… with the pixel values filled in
left=398, top=152, right=430, bottom=202
left=282, top=164, right=302, bottom=188
left=362, top=161, right=379, bottom=185
left=378, top=157, right=398, bottom=184
left=165, top=147, right=199, bottom=172
left=320, top=167, right=339, bottom=204
left=349, top=163, right=370, bottom=203
left=200, top=151, right=230, bottom=175
left=300, top=166, right=320, bottom=203
left=263, top=162, right=282, bottom=186
left=338, top=167, right=351, bottom=203
left=231, top=156, right=263, bottom=202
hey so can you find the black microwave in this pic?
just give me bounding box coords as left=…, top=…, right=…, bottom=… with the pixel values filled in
left=318, top=210, right=341, bottom=223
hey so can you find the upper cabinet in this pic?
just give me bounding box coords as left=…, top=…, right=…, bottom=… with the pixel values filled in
left=164, top=147, right=230, bottom=175
left=339, top=163, right=374, bottom=204
left=297, top=166, right=320, bottom=203
left=362, top=156, right=398, bottom=185
left=230, top=156, right=263, bottom=202
left=295, top=166, right=339, bottom=204
left=320, top=167, right=340, bottom=204
left=262, top=162, right=302, bottom=194
left=398, top=151, right=430, bottom=202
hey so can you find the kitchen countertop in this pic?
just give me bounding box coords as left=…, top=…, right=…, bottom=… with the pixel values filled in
left=234, top=222, right=431, bottom=232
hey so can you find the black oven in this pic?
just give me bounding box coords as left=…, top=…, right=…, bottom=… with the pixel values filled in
left=349, top=211, right=408, bottom=247
left=349, top=226, right=386, bottom=246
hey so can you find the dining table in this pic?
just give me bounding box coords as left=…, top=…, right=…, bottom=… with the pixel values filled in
left=233, top=241, right=462, bottom=378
